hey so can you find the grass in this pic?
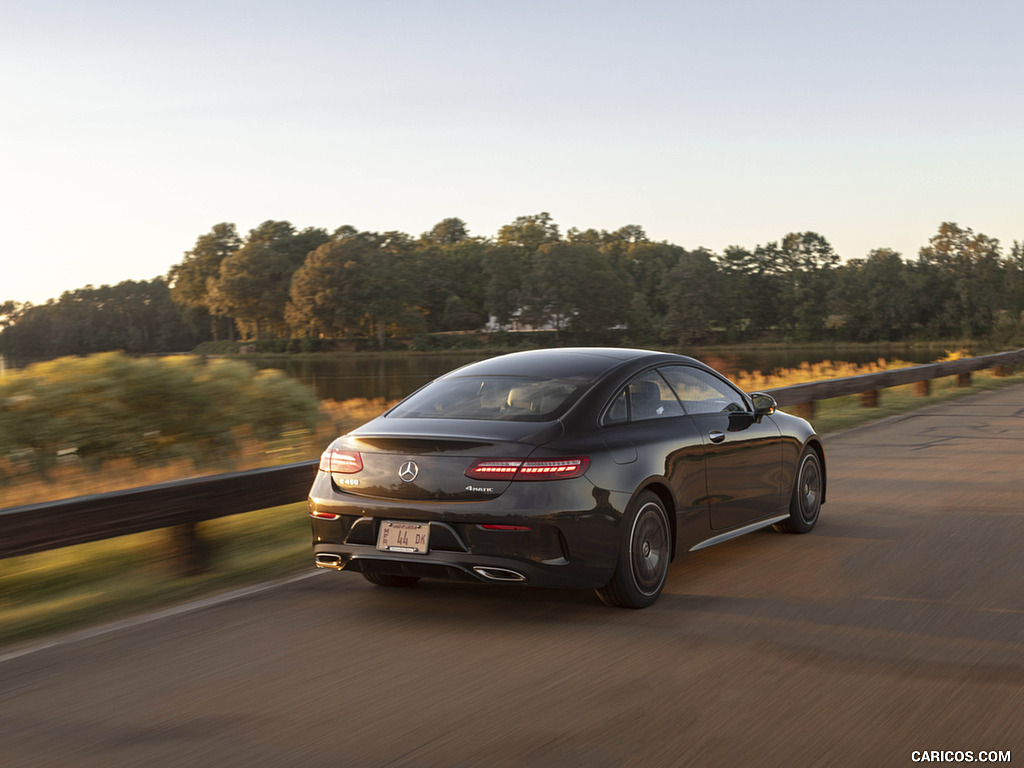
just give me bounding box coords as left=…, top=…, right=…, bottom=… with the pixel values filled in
left=2, top=358, right=1023, bottom=648
left=798, top=367, right=1024, bottom=434
left=0, top=503, right=311, bottom=647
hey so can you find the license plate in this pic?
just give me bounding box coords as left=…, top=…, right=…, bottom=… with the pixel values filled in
left=377, top=521, right=430, bottom=554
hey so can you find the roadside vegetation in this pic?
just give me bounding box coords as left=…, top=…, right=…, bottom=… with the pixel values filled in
left=2, top=349, right=1022, bottom=648
left=0, top=353, right=388, bottom=507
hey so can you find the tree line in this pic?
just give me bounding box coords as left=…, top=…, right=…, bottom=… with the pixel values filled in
left=2, top=215, right=1023, bottom=360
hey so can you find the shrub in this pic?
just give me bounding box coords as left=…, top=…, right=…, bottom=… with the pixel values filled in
left=0, top=353, right=322, bottom=479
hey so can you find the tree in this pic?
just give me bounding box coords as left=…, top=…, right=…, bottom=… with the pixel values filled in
left=1006, top=241, right=1024, bottom=327
left=566, top=247, right=628, bottom=337
left=167, top=223, right=241, bottom=340
left=0, top=280, right=200, bottom=359
left=566, top=224, right=647, bottom=256
left=287, top=229, right=419, bottom=348
left=919, top=222, right=1004, bottom=337
left=210, top=243, right=294, bottom=340
left=420, top=217, right=470, bottom=246
left=519, top=242, right=624, bottom=337
left=832, top=249, right=915, bottom=341
left=519, top=242, right=575, bottom=332
left=0, top=301, right=21, bottom=334
left=361, top=231, right=420, bottom=347
left=778, top=232, right=839, bottom=340
left=712, top=246, right=760, bottom=340
left=725, top=243, right=785, bottom=336
left=409, top=238, right=488, bottom=332
left=482, top=244, right=529, bottom=328
left=287, top=233, right=378, bottom=338
left=613, top=241, right=680, bottom=342
left=496, top=212, right=560, bottom=251
left=661, top=250, right=720, bottom=346
left=207, top=221, right=329, bottom=340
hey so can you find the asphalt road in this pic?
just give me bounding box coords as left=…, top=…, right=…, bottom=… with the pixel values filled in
left=3, top=384, right=1023, bottom=767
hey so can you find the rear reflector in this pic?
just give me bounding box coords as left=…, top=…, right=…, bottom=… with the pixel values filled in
left=319, top=448, right=363, bottom=474
left=311, top=510, right=341, bottom=520
left=465, top=457, right=590, bottom=481
left=479, top=524, right=533, bottom=531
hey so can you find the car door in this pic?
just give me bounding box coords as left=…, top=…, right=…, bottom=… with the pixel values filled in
left=600, top=369, right=708, bottom=524
left=659, top=365, right=783, bottom=530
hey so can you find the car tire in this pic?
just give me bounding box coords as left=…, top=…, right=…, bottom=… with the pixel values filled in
left=774, top=447, right=822, bottom=534
left=362, top=572, right=421, bottom=588
left=596, top=490, right=672, bottom=609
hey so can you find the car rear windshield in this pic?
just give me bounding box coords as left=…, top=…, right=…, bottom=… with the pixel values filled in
left=388, top=376, right=588, bottom=422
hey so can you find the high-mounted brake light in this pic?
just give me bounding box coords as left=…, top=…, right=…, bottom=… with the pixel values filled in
left=465, top=457, right=590, bottom=481
left=319, top=448, right=363, bottom=474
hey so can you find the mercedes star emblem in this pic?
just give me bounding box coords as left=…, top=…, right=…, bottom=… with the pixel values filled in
left=398, top=460, right=419, bottom=483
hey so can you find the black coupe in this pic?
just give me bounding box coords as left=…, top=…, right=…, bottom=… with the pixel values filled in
left=308, top=347, right=825, bottom=608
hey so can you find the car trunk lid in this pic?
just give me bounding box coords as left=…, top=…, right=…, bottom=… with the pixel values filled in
left=328, top=419, right=561, bottom=501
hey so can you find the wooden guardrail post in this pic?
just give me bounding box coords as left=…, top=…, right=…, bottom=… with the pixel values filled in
left=793, top=402, right=815, bottom=420
left=957, top=372, right=972, bottom=387
left=170, top=522, right=209, bottom=577
left=914, top=380, right=931, bottom=397
left=860, top=390, right=879, bottom=408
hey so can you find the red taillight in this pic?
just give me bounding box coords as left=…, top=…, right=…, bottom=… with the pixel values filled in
left=319, top=448, right=363, bottom=474
left=464, top=460, right=523, bottom=479
left=517, top=458, right=590, bottom=479
left=465, top=456, right=589, bottom=481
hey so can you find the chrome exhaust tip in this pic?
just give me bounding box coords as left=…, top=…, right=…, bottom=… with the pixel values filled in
left=315, top=553, right=344, bottom=570
left=472, top=566, right=526, bottom=582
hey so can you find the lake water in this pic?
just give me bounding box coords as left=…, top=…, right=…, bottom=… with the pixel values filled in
left=252, top=345, right=952, bottom=402
left=0, top=346, right=959, bottom=402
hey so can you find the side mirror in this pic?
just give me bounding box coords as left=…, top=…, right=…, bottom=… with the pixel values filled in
left=750, top=392, right=777, bottom=417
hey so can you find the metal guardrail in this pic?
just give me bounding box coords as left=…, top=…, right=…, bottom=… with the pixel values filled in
left=1, top=347, right=1022, bottom=566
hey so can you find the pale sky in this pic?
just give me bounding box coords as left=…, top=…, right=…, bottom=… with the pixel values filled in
left=2, top=0, right=1022, bottom=305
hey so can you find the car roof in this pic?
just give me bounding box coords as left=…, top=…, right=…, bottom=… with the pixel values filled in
left=442, top=347, right=689, bottom=381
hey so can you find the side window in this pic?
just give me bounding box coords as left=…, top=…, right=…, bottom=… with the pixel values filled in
left=605, top=389, right=628, bottom=424
left=603, top=370, right=685, bottom=424
left=660, top=365, right=748, bottom=415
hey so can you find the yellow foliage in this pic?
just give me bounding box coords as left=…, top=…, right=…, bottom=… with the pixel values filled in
left=321, top=397, right=398, bottom=432
left=731, top=358, right=915, bottom=392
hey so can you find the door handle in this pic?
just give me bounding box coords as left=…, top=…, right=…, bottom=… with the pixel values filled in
left=708, top=430, right=726, bottom=444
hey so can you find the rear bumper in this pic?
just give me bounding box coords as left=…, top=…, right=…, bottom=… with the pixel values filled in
left=308, top=470, right=625, bottom=589
left=312, top=544, right=610, bottom=588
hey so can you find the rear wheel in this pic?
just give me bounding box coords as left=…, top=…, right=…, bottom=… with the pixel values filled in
left=597, top=491, right=671, bottom=608
left=362, top=572, right=421, bottom=588
left=774, top=447, right=822, bottom=534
